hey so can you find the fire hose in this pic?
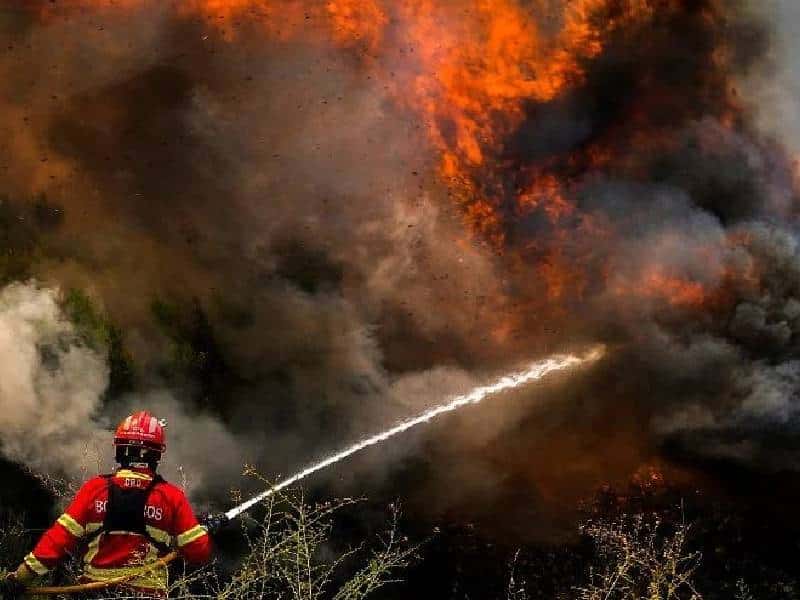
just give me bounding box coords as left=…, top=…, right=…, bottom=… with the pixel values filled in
left=27, top=551, right=179, bottom=595
left=21, top=346, right=604, bottom=596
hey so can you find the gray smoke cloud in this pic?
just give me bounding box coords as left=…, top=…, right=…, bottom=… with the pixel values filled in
left=0, top=2, right=500, bottom=488
left=3, top=0, right=800, bottom=539
left=0, top=282, right=107, bottom=474
left=743, top=0, right=800, bottom=155
left=0, top=279, right=487, bottom=504
left=0, top=281, right=250, bottom=496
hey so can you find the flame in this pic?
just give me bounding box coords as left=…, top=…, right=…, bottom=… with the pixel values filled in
left=397, top=0, right=603, bottom=173
left=32, top=2, right=641, bottom=195
left=27, top=0, right=754, bottom=322
left=31, top=0, right=619, bottom=232
left=519, top=173, right=574, bottom=221
left=615, top=260, right=752, bottom=311
left=633, top=270, right=711, bottom=309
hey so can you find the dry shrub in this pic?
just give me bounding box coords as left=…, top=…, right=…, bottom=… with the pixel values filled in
left=0, top=466, right=417, bottom=599
left=574, top=513, right=702, bottom=600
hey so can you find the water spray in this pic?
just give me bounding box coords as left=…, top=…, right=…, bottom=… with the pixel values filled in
left=223, top=345, right=605, bottom=522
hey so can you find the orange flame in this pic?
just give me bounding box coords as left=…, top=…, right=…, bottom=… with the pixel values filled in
left=519, top=173, right=574, bottom=222
left=28, top=0, right=749, bottom=323
left=34, top=0, right=622, bottom=229
left=634, top=270, right=711, bottom=308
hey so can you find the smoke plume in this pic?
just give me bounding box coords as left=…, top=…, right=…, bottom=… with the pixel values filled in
left=1, top=0, right=800, bottom=537
left=0, top=281, right=250, bottom=495
left=0, top=282, right=106, bottom=475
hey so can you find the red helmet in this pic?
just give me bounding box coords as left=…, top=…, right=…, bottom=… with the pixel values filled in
left=114, top=411, right=166, bottom=453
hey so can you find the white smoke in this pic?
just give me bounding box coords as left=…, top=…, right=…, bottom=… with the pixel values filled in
left=0, top=282, right=107, bottom=476
left=0, top=281, right=521, bottom=503
left=0, top=281, right=246, bottom=497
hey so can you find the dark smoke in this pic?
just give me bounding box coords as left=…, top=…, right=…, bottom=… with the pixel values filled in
left=0, top=2, right=502, bottom=503
left=0, top=0, right=799, bottom=542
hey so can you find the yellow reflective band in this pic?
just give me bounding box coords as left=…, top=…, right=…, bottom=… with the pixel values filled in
left=115, top=469, right=153, bottom=480
left=84, top=532, right=102, bottom=564
left=85, top=522, right=102, bottom=534
left=24, top=553, right=49, bottom=576
left=57, top=513, right=85, bottom=538
left=146, top=525, right=173, bottom=546
left=177, top=524, right=207, bottom=547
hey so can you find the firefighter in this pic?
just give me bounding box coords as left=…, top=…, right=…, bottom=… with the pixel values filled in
left=4, top=411, right=213, bottom=598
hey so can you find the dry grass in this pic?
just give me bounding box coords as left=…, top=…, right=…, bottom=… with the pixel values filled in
left=0, top=466, right=723, bottom=600
left=573, top=513, right=702, bottom=600
left=0, top=466, right=418, bottom=600
left=168, top=487, right=419, bottom=600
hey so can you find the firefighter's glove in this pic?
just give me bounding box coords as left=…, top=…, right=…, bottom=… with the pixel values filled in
left=202, top=513, right=230, bottom=535
left=1, top=565, right=34, bottom=599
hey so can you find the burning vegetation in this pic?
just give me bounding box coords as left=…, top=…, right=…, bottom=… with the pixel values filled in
left=2, top=0, right=800, bottom=597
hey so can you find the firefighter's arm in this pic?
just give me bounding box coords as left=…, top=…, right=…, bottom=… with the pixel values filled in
left=21, top=478, right=102, bottom=577
left=173, top=493, right=212, bottom=564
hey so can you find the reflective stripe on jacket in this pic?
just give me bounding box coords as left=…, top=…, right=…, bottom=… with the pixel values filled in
left=27, top=468, right=212, bottom=591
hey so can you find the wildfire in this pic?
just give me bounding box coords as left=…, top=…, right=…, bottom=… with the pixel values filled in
left=28, top=0, right=759, bottom=319
left=519, top=173, right=574, bottom=222
left=612, top=239, right=761, bottom=311
left=399, top=0, right=603, bottom=172
left=33, top=0, right=622, bottom=224
left=633, top=270, right=711, bottom=309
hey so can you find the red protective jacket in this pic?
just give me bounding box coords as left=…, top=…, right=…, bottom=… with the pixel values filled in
left=24, top=467, right=211, bottom=593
